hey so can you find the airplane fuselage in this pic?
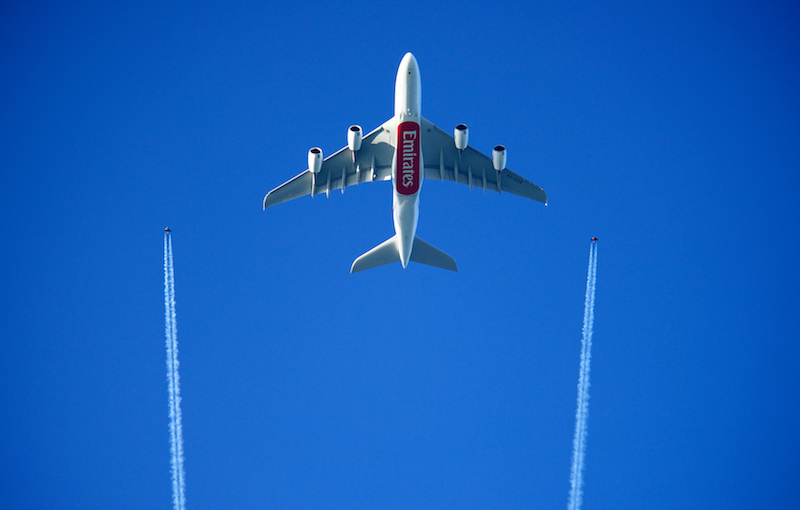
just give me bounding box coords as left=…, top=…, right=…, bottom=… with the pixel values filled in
left=392, top=53, right=423, bottom=268
left=263, top=52, right=547, bottom=273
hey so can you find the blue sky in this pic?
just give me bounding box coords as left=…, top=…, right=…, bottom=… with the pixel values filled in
left=2, top=0, right=798, bottom=508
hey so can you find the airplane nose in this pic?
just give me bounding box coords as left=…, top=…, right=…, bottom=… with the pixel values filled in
left=395, top=52, right=422, bottom=117
left=401, top=52, right=418, bottom=74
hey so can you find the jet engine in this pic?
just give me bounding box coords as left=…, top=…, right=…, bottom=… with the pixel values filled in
left=492, top=145, right=507, bottom=171
left=455, top=124, right=468, bottom=150
left=348, top=125, right=363, bottom=152
left=308, top=147, right=323, bottom=173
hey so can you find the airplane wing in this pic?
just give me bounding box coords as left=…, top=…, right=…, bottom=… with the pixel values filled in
left=419, top=117, right=547, bottom=204
left=263, top=119, right=397, bottom=208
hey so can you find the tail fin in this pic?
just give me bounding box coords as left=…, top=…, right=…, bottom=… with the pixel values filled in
left=350, top=235, right=400, bottom=273
left=410, top=237, right=458, bottom=272
left=350, top=235, right=458, bottom=273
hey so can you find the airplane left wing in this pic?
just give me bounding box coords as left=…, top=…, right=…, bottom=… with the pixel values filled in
left=263, top=119, right=397, bottom=208
left=419, top=117, right=547, bottom=204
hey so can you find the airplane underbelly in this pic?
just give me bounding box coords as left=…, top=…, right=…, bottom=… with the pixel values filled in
left=396, top=121, right=422, bottom=195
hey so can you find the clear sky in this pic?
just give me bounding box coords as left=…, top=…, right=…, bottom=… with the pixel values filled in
left=2, top=0, right=798, bottom=508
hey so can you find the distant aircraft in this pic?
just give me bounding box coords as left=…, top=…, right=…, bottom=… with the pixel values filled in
left=164, top=227, right=171, bottom=233
left=263, top=53, right=547, bottom=273
left=591, top=237, right=598, bottom=242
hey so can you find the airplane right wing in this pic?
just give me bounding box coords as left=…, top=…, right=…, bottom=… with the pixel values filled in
left=263, top=119, right=397, bottom=209
left=419, top=117, right=547, bottom=204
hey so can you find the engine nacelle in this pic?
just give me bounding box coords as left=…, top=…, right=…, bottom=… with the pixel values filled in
left=348, top=125, right=363, bottom=152
left=455, top=124, right=468, bottom=150
left=308, top=147, right=323, bottom=174
left=492, top=145, right=507, bottom=171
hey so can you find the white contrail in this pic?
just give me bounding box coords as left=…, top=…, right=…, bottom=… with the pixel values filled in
left=568, top=243, right=598, bottom=510
left=164, top=233, right=186, bottom=510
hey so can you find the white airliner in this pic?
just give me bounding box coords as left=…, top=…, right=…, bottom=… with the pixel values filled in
left=263, top=53, right=547, bottom=273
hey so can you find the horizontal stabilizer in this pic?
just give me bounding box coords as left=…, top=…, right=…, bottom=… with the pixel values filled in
left=350, top=236, right=400, bottom=273
left=409, top=236, right=458, bottom=272
left=350, top=235, right=458, bottom=273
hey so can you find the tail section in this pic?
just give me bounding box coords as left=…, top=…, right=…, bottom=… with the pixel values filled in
left=410, top=237, right=458, bottom=272
left=350, top=235, right=458, bottom=273
left=350, top=236, right=400, bottom=273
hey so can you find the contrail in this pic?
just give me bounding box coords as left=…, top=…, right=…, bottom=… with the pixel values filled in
left=164, top=232, right=186, bottom=510
left=568, top=242, right=598, bottom=510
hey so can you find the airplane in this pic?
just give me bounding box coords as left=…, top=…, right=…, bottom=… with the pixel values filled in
left=263, top=53, right=547, bottom=273
left=164, top=227, right=171, bottom=233
left=591, top=237, right=598, bottom=242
